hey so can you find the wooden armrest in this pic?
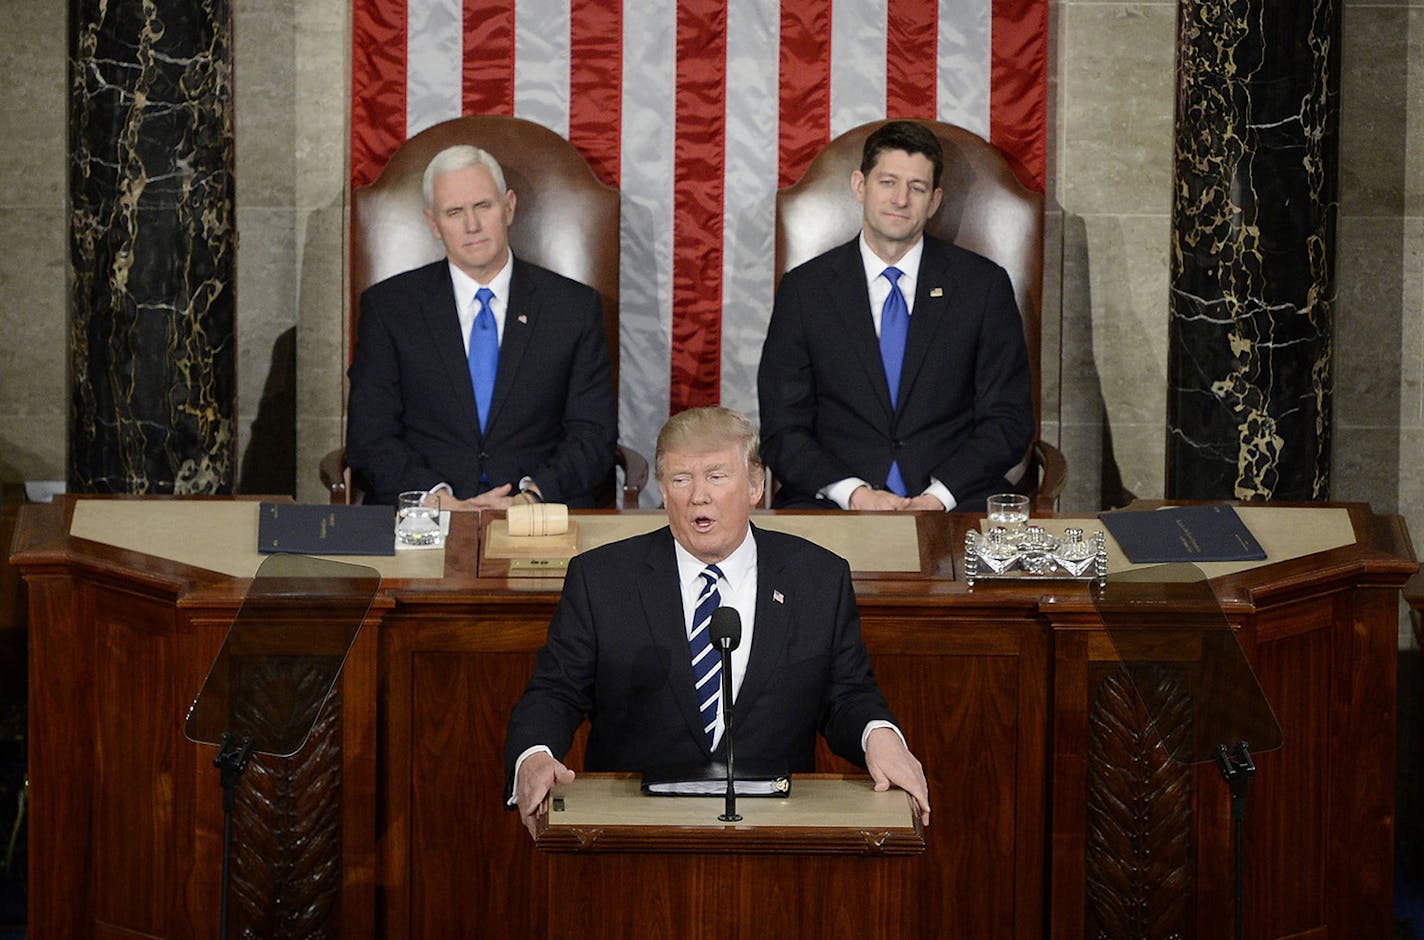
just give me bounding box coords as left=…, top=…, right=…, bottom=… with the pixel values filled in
left=319, top=448, right=348, bottom=505
left=1031, top=439, right=1067, bottom=512
left=616, top=444, right=649, bottom=509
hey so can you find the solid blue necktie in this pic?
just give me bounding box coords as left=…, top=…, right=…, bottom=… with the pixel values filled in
left=468, top=287, right=498, bottom=434
left=879, top=267, right=909, bottom=496
left=689, top=565, right=725, bottom=749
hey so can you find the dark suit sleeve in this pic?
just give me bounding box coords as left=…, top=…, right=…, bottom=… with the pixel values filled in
left=758, top=269, right=861, bottom=498
left=817, top=555, right=897, bottom=766
left=929, top=262, right=1036, bottom=501
left=345, top=285, right=447, bottom=504
left=503, top=555, right=600, bottom=799
left=523, top=285, right=617, bottom=504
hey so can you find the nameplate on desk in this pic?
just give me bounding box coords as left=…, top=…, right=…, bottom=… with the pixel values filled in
left=509, top=558, right=569, bottom=573
left=257, top=502, right=396, bottom=556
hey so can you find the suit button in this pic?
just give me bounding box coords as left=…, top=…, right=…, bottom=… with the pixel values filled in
left=478, top=451, right=489, bottom=461
left=892, top=440, right=904, bottom=451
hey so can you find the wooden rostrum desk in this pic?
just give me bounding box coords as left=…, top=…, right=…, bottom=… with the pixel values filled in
left=9, top=497, right=1416, bottom=938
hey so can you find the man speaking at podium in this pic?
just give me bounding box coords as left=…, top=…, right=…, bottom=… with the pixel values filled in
left=505, top=407, right=931, bottom=838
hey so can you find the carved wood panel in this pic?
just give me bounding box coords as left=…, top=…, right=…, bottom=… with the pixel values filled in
left=1085, top=666, right=1193, bottom=940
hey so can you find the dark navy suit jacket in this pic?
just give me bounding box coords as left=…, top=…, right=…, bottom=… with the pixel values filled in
left=346, top=257, right=617, bottom=506
left=503, top=525, right=896, bottom=798
left=758, top=234, right=1035, bottom=509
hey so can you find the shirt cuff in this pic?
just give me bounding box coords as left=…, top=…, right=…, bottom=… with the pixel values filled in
left=922, top=478, right=956, bottom=512
left=820, top=477, right=871, bottom=510
left=507, top=744, right=554, bottom=806
left=861, top=720, right=907, bottom=753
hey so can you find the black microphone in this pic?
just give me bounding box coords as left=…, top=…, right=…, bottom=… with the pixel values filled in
left=710, top=607, right=742, bottom=652
left=709, top=607, right=743, bottom=821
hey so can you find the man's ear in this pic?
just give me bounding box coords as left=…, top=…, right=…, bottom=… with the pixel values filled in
left=504, top=189, right=517, bottom=225
left=850, top=169, right=866, bottom=205
left=424, top=208, right=441, bottom=241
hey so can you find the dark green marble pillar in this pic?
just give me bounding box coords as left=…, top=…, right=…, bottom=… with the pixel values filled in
left=1165, top=0, right=1339, bottom=500
left=69, top=0, right=235, bottom=494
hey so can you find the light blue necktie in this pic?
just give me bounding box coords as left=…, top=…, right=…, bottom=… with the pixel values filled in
left=689, top=565, right=725, bottom=749
left=468, top=287, right=498, bottom=434
left=879, top=267, right=909, bottom=496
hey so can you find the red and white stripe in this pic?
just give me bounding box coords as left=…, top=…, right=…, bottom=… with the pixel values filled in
left=351, top=0, right=1047, bottom=489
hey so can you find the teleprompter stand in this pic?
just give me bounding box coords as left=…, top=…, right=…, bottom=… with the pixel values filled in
left=1090, top=564, right=1282, bottom=940
left=183, top=554, right=380, bottom=940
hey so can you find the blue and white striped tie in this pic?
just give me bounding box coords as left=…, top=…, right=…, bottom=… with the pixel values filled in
left=688, top=565, right=725, bottom=749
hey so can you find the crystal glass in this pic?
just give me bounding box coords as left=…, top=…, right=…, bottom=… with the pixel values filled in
left=396, top=490, right=442, bottom=547
left=986, top=493, right=1029, bottom=533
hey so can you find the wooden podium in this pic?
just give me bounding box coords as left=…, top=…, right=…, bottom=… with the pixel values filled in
left=532, top=774, right=923, bottom=935
left=9, top=498, right=1417, bottom=938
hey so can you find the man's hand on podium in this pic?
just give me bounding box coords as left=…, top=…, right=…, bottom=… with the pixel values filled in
left=866, top=727, right=931, bottom=827
left=517, top=751, right=576, bottom=838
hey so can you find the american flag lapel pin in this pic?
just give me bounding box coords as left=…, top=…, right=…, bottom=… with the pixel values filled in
left=929, top=287, right=944, bottom=298
left=772, top=589, right=784, bottom=605
left=517, top=313, right=528, bottom=324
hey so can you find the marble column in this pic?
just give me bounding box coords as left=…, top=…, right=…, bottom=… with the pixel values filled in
left=1165, top=0, right=1339, bottom=500
left=69, top=0, right=236, bottom=494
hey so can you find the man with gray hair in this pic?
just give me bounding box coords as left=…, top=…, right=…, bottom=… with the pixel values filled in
left=346, top=144, right=617, bottom=508
left=505, top=406, right=931, bottom=838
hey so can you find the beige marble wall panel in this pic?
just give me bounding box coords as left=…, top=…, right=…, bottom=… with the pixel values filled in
left=295, top=202, right=347, bottom=503
left=235, top=0, right=298, bottom=208
left=0, top=0, right=67, bottom=484
left=298, top=415, right=344, bottom=504
left=1411, top=9, right=1424, bottom=218
left=292, top=0, right=350, bottom=503
left=1054, top=205, right=1105, bottom=510
left=1404, top=219, right=1424, bottom=427
left=1339, top=6, right=1413, bottom=216
left=0, top=208, right=66, bottom=411
left=0, top=416, right=64, bottom=482
left=1058, top=3, right=1176, bottom=215
left=0, top=0, right=65, bottom=210
left=1401, top=426, right=1424, bottom=525
left=1084, top=214, right=1171, bottom=418
left=1058, top=214, right=1100, bottom=428
left=0, top=207, right=66, bottom=481
left=1336, top=0, right=1423, bottom=550
left=295, top=0, right=351, bottom=208
left=231, top=0, right=349, bottom=501
left=1103, top=420, right=1165, bottom=498
left=1335, top=216, right=1407, bottom=427
left=1333, top=425, right=1403, bottom=509
left=1041, top=207, right=1064, bottom=437
left=234, top=0, right=299, bottom=495
left=1055, top=0, right=1175, bottom=505
left=234, top=206, right=298, bottom=466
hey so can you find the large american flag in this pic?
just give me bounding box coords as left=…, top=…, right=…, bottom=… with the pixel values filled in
left=351, top=0, right=1047, bottom=480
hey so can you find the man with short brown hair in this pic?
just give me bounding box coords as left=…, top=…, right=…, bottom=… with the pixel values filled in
left=759, top=120, right=1035, bottom=513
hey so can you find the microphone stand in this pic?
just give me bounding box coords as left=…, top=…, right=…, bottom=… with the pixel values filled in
left=215, top=732, right=257, bottom=940
left=1215, top=741, right=1256, bottom=940
left=716, top=640, right=741, bottom=822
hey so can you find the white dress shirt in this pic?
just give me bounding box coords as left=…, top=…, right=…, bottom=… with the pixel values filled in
left=449, top=254, right=514, bottom=352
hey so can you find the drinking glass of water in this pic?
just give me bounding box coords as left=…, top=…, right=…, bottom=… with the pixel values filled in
left=396, top=490, right=443, bottom=547
left=986, top=493, right=1029, bottom=534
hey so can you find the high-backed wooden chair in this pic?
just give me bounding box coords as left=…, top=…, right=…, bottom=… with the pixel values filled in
left=773, top=119, right=1065, bottom=510
left=321, top=116, right=646, bottom=506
